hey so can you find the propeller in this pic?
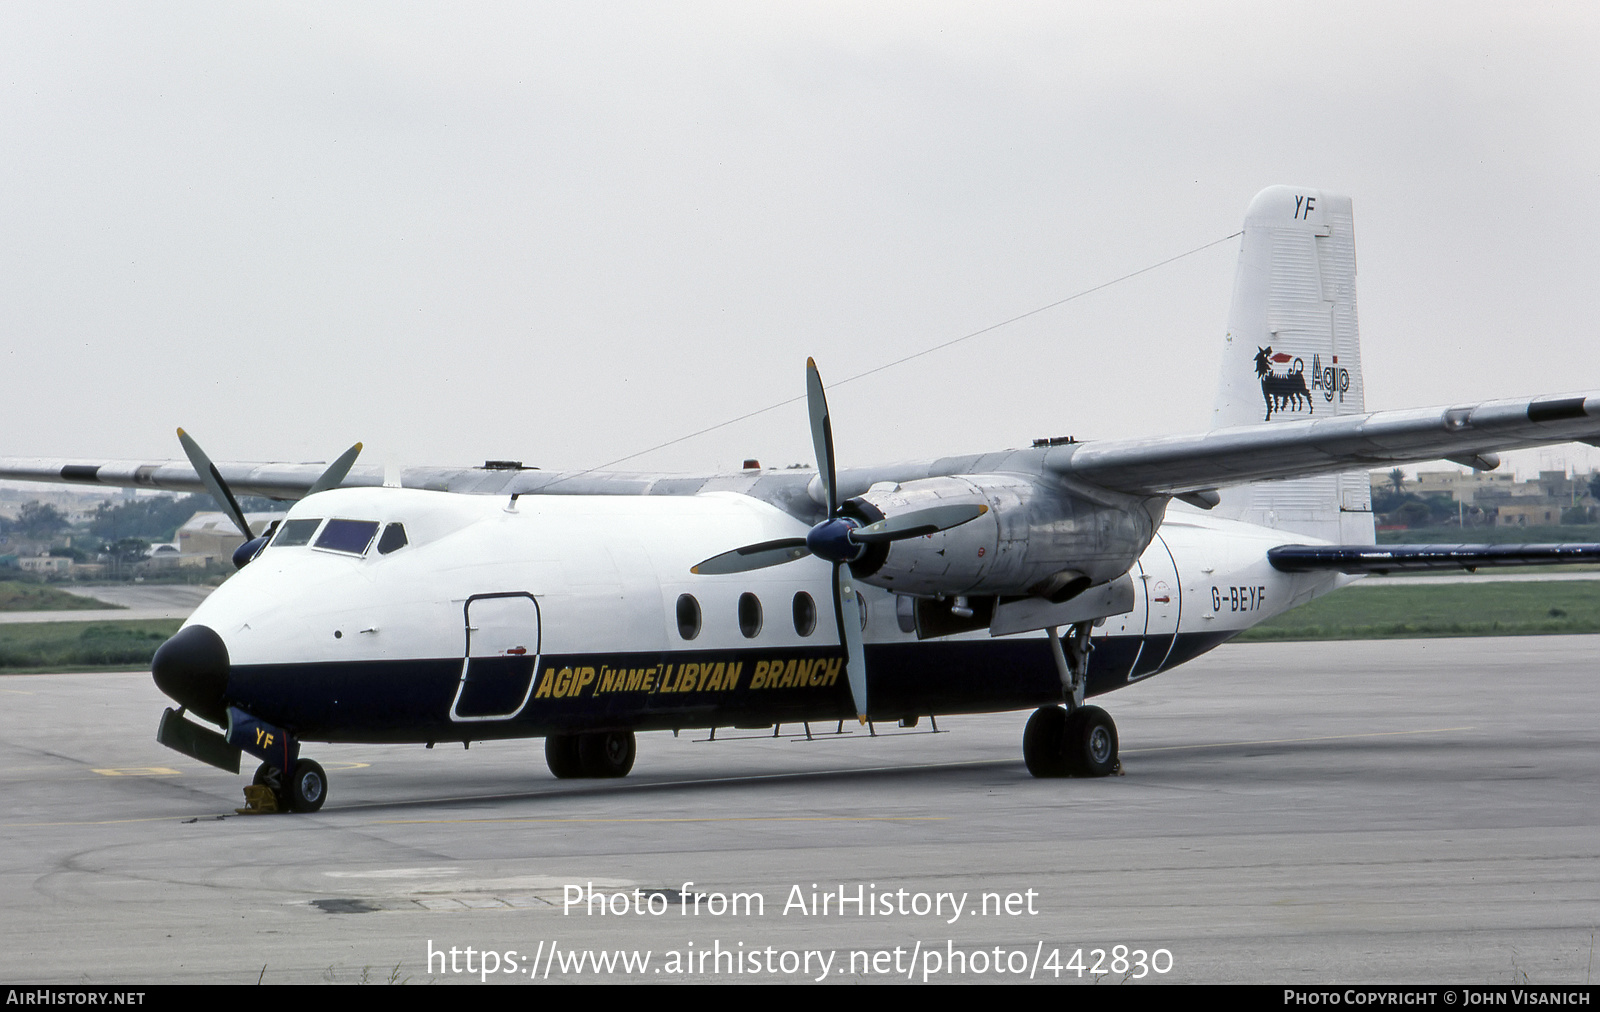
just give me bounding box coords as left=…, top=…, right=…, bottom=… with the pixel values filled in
left=177, top=428, right=254, bottom=542
left=691, top=359, right=987, bottom=722
left=177, top=429, right=363, bottom=566
left=306, top=441, right=366, bottom=496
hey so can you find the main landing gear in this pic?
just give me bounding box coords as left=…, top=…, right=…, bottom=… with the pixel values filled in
left=250, top=758, right=328, bottom=813
left=1023, top=705, right=1119, bottom=777
left=545, top=730, right=636, bottom=779
left=1023, top=621, right=1121, bottom=778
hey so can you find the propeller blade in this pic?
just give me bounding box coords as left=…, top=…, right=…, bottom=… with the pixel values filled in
left=691, top=539, right=810, bottom=575
left=306, top=442, right=364, bottom=495
left=806, top=358, right=837, bottom=515
left=176, top=428, right=254, bottom=541
left=833, top=563, right=868, bottom=722
left=851, top=503, right=989, bottom=544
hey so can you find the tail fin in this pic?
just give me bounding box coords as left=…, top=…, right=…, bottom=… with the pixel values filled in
left=1211, top=186, right=1374, bottom=544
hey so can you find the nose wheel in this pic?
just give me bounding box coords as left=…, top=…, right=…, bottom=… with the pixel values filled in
left=247, top=759, right=329, bottom=812
left=1023, top=705, right=1119, bottom=778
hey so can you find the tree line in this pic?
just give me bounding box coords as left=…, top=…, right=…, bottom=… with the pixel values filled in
left=1, top=493, right=286, bottom=554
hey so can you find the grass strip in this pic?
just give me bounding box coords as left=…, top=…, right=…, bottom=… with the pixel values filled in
left=0, top=581, right=121, bottom=612
left=0, top=620, right=183, bottom=672
left=1376, top=523, right=1600, bottom=545
left=1239, top=580, right=1600, bottom=641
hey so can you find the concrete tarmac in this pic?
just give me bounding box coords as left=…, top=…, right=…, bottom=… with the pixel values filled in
left=1, top=636, right=1596, bottom=985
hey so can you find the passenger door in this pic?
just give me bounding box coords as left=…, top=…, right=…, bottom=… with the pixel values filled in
left=450, top=592, right=541, bottom=722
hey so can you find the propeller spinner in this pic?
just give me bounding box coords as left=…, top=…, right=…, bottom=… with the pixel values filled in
left=691, top=360, right=987, bottom=721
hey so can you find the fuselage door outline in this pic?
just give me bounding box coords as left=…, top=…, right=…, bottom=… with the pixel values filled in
left=1128, top=531, right=1181, bottom=681
left=449, top=591, right=542, bottom=723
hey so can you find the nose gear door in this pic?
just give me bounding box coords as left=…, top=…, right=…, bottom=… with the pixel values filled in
left=450, top=592, right=541, bottom=722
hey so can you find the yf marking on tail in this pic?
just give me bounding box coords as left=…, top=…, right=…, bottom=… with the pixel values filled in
left=1254, top=346, right=1312, bottom=421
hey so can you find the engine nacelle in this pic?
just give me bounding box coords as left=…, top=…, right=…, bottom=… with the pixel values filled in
left=844, top=473, right=1154, bottom=599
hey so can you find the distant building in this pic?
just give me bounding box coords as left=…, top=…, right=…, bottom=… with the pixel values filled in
left=15, top=555, right=71, bottom=574
left=1532, top=469, right=1584, bottom=502
left=173, top=512, right=276, bottom=567
left=1405, top=468, right=1517, bottom=502
left=140, top=543, right=186, bottom=570
left=1371, top=466, right=1597, bottom=527
left=0, top=486, right=121, bottom=524
left=1496, top=504, right=1562, bottom=527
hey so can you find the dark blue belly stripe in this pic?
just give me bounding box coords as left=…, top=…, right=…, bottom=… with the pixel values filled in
left=223, top=630, right=1239, bottom=744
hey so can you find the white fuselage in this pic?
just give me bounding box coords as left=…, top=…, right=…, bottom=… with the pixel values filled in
left=183, top=487, right=1343, bottom=742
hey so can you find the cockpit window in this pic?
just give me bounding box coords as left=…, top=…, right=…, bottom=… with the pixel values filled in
left=314, top=519, right=380, bottom=556
left=377, top=523, right=408, bottom=555
left=272, top=518, right=323, bottom=547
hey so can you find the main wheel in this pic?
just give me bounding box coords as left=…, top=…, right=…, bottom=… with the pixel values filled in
left=286, top=759, right=328, bottom=812
left=545, top=734, right=585, bottom=778
left=1065, top=706, right=1119, bottom=777
left=578, top=730, right=636, bottom=778
left=1022, top=706, right=1071, bottom=778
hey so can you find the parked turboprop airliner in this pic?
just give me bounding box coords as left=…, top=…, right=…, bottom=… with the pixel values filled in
left=6, top=186, right=1599, bottom=813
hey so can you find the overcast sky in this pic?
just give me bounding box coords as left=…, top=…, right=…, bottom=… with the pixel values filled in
left=4, top=3, right=1599, bottom=482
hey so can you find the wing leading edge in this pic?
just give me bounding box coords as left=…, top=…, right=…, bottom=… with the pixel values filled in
left=0, top=458, right=377, bottom=500
left=0, top=457, right=817, bottom=501
left=1043, top=394, right=1600, bottom=497
left=5, top=391, right=1600, bottom=506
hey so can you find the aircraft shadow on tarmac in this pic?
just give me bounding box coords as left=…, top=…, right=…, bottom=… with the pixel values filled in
left=161, top=724, right=1555, bottom=820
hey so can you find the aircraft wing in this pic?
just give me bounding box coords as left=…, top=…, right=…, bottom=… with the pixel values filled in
left=0, top=457, right=711, bottom=499
left=1042, top=393, right=1600, bottom=496
left=0, top=458, right=381, bottom=500
left=5, top=393, right=1600, bottom=507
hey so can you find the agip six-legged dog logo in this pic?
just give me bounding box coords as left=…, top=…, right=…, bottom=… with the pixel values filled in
left=1254, top=346, right=1312, bottom=420
left=1253, top=346, right=1352, bottom=420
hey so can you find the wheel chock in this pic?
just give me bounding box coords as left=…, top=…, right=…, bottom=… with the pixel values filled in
left=236, top=784, right=281, bottom=815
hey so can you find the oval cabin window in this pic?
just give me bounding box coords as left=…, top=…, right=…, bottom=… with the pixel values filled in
left=792, top=591, right=817, bottom=637
left=738, top=592, right=763, bottom=639
left=676, top=594, right=701, bottom=641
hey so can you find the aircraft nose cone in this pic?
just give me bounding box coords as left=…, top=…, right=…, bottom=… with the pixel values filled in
left=151, top=624, right=230, bottom=725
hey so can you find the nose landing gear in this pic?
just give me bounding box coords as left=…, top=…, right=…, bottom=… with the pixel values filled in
left=245, top=759, right=329, bottom=813
left=218, top=707, right=328, bottom=813
left=286, top=759, right=328, bottom=811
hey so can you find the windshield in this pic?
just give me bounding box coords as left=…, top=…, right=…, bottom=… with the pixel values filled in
left=272, top=518, right=322, bottom=547
left=314, top=519, right=380, bottom=555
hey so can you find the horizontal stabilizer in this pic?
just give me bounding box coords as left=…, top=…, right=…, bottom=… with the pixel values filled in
left=1267, top=543, right=1600, bottom=575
